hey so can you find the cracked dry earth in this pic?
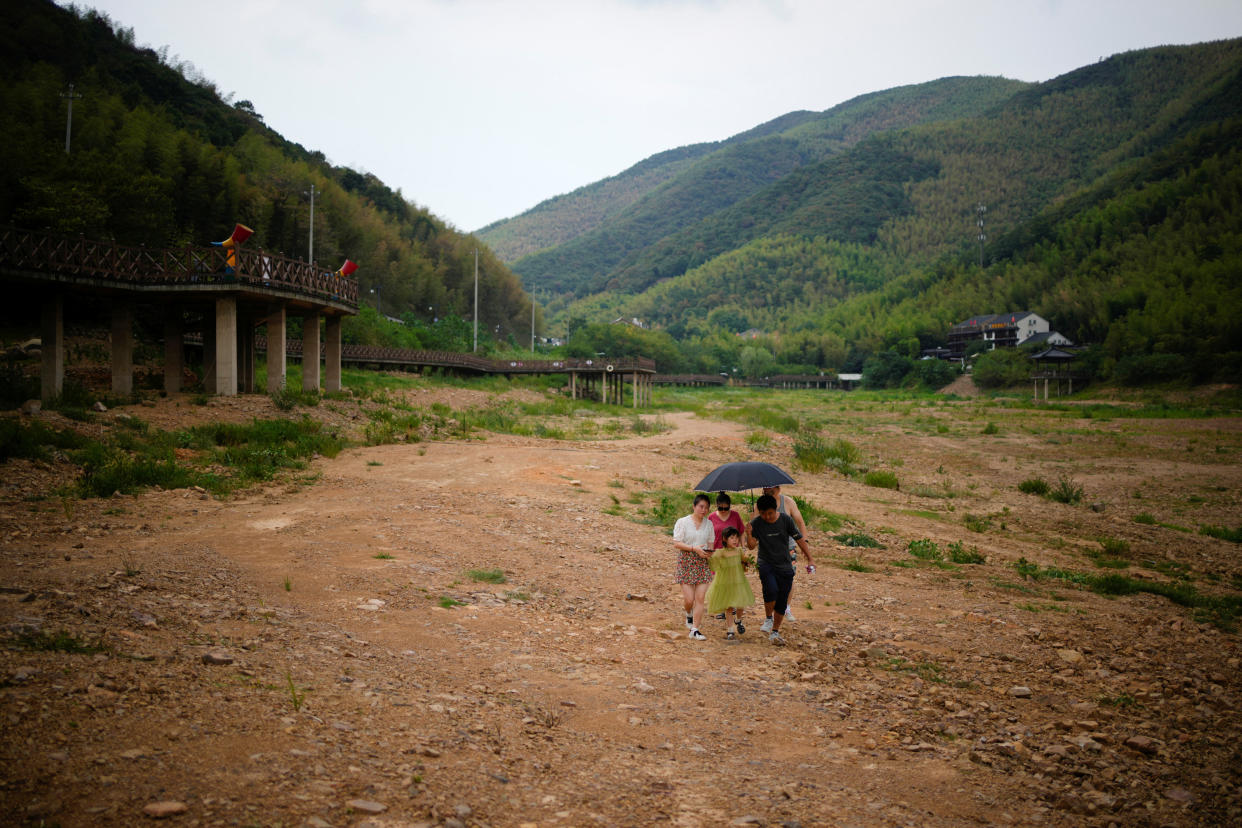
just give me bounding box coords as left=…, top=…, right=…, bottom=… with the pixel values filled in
left=2, top=399, right=1241, bottom=827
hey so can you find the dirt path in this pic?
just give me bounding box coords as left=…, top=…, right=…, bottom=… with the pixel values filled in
left=2, top=402, right=1240, bottom=827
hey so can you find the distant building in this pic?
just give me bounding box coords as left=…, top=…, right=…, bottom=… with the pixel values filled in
left=738, top=328, right=764, bottom=340
left=947, top=311, right=1070, bottom=359
left=612, top=317, right=647, bottom=329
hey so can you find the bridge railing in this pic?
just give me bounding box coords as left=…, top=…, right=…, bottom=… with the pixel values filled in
left=0, top=226, right=358, bottom=306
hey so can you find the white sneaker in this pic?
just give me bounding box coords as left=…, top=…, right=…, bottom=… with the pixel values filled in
left=769, top=631, right=786, bottom=646
left=784, top=607, right=795, bottom=622
left=690, top=629, right=707, bottom=641
left=760, top=616, right=773, bottom=633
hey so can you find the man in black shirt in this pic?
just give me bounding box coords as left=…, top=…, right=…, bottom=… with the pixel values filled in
left=746, top=494, right=814, bottom=645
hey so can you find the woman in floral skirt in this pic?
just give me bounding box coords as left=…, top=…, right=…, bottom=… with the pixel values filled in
left=672, top=493, right=715, bottom=641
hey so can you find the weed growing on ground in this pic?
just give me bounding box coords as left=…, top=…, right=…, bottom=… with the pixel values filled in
left=947, top=541, right=985, bottom=564
left=285, top=672, right=307, bottom=712
left=864, top=470, right=900, bottom=490
left=468, top=568, right=506, bottom=584
left=11, top=628, right=106, bottom=654
left=438, top=596, right=465, bottom=608
left=373, top=552, right=394, bottom=560
left=907, top=538, right=942, bottom=561
left=1018, top=477, right=1050, bottom=496
left=1048, top=477, right=1085, bottom=504
left=834, top=531, right=882, bottom=548
left=1199, top=525, right=1242, bottom=543
left=1014, top=557, right=1242, bottom=631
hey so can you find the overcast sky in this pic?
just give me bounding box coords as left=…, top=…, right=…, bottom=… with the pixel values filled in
left=79, top=0, right=1242, bottom=232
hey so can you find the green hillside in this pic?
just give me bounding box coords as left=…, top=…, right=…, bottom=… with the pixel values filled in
left=549, top=40, right=1242, bottom=384
left=491, top=76, right=1028, bottom=298
left=1, top=0, right=534, bottom=349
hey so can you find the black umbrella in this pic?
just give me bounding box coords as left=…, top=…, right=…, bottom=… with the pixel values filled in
left=694, top=461, right=795, bottom=493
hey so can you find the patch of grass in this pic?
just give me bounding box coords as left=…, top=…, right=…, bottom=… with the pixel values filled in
left=283, top=575, right=292, bottom=591
left=907, top=538, right=942, bottom=561
left=863, top=470, right=900, bottom=490
left=981, top=421, right=999, bottom=435
left=745, top=431, right=772, bottom=450
left=792, top=496, right=847, bottom=533
left=1199, top=525, right=1242, bottom=543
left=834, top=531, right=882, bottom=548
left=1047, top=476, right=1084, bottom=505
left=839, top=556, right=872, bottom=572
left=909, top=483, right=958, bottom=499
left=0, top=418, right=90, bottom=462
left=1133, top=512, right=1157, bottom=525
left=882, top=656, right=947, bottom=684
left=1013, top=557, right=1242, bottom=631
left=467, top=567, right=507, bottom=584
left=373, top=552, right=394, bottom=560
left=1098, top=537, right=1131, bottom=557
left=947, top=541, right=985, bottom=564
left=962, top=513, right=991, bottom=533
left=1018, top=477, right=1049, bottom=496
left=438, top=596, right=465, bottom=608
left=10, top=628, right=106, bottom=654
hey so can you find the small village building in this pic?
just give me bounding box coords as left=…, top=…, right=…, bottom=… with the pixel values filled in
left=948, top=311, right=1061, bottom=359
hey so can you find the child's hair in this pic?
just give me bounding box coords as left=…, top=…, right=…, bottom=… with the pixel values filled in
left=721, top=526, right=741, bottom=544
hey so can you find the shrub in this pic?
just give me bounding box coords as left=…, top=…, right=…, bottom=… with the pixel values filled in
left=963, top=513, right=991, bottom=533
left=1048, top=477, right=1084, bottom=505
left=907, top=538, right=942, bottom=561
left=947, top=541, right=985, bottom=564
left=863, top=470, right=899, bottom=490
left=1018, top=477, right=1049, bottom=496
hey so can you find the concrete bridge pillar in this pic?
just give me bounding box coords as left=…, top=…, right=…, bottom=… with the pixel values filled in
left=237, top=310, right=255, bottom=393
left=40, top=294, right=64, bottom=404
left=266, top=305, right=286, bottom=392
left=303, top=312, right=321, bottom=391
left=324, top=315, right=342, bottom=392
left=213, top=297, right=238, bottom=396
left=202, top=321, right=216, bottom=391
left=164, top=313, right=183, bottom=393
left=110, top=301, right=134, bottom=396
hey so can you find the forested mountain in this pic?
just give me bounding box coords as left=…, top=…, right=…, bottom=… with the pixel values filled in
left=481, top=76, right=1028, bottom=296
left=511, top=39, right=1242, bottom=384
left=1, top=0, right=534, bottom=347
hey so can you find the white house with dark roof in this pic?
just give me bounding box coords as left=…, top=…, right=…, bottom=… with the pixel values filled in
left=947, top=311, right=1065, bottom=359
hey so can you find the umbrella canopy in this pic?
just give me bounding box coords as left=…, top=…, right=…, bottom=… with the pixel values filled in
left=694, top=461, right=795, bottom=493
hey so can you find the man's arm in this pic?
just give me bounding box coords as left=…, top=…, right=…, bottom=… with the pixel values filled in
left=795, top=536, right=813, bottom=567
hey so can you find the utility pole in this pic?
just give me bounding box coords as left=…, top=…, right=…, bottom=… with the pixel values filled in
left=306, top=183, right=316, bottom=264
left=976, top=203, right=987, bottom=268
left=531, top=300, right=535, bottom=353
left=472, top=248, right=479, bottom=353
left=60, top=83, right=82, bottom=154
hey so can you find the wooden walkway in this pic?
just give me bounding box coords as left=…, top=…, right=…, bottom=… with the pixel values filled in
left=1, top=225, right=351, bottom=401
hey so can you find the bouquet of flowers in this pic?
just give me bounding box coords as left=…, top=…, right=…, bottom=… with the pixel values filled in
left=741, top=553, right=756, bottom=570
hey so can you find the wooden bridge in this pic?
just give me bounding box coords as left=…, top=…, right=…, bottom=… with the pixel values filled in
left=1, top=226, right=358, bottom=402
left=2, top=227, right=657, bottom=407
left=209, top=334, right=656, bottom=407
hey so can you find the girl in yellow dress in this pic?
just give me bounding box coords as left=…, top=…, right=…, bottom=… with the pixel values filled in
left=704, top=527, right=755, bottom=640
